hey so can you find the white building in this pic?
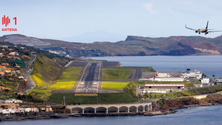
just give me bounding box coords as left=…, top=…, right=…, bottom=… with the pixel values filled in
left=0, top=107, right=2, bottom=114
left=182, top=69, right=202, bottom=79
left=201, top=78, right=210, bottom=84
left=2, top=109, right=12, bottom=114
left=140, top=77, right=184, bottom=82
left=9, top=52, right=19, bottom=56
left=143, top=83, right=185, bottom=93
left=3, top=99, right=23, bottom=104
left=24, top=107, right=39, bottom=112
left=215, top=79, right=222, bottom=84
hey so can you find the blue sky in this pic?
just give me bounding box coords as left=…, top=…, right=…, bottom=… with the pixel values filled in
left=0, top=0, right=222, bottom=42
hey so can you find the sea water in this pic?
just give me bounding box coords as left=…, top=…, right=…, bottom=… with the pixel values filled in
left=2, top=105, right=222, bottom=125
left=91, top=55, right=222, bottom=77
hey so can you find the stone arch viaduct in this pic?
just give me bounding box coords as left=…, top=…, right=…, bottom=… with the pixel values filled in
left=66, top=103, right=152, bottom=114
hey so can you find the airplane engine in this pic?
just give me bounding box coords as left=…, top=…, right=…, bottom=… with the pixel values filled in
left=195, top=30, right=198, bottom=33
left=205, top=32, right=208, bottom=35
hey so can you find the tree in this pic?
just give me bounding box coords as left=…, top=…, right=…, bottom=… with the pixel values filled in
left=149, top=93, right=152, bottom=98
left=17, top=95, right=22, bottom=99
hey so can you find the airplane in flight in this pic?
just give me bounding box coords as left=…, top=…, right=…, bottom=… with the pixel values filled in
left=185, top=21, right=221, bottom=35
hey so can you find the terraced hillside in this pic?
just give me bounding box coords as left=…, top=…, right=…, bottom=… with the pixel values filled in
left=28, top=55, right=83, bottom=101
left=31, top=54, right=62, bottom=82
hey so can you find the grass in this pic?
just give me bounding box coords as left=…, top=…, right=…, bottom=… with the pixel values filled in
left=102, top=81, right=129, bottom=90
left=195, top=79, right=201, bottom=84
left=184, top=83, right=194, bottom=88
left=32, top=73, right=43, bottom=88
left=145, top=67, right=156, bottom=72
left=47, top=92, right=138, bottom=104
left=27, top=90, right=52, bottom=101
left=47, top=67, right=83, bottom=90
left=102, top=68, right=131, bottom=80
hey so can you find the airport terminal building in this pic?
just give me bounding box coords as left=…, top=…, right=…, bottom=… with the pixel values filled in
left=142, top=83, right=185, bottom=93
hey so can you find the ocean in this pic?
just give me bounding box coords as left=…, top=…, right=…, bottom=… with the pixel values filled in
left=91, top=55, right=222, bottom=77
left=2, top=105, right=222, bottom=125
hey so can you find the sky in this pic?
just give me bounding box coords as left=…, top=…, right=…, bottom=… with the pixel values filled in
left=0, top=0, right=222, bottom=42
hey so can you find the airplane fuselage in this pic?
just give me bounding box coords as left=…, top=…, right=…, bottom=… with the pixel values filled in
left=195, top=28, right=208, bottom=34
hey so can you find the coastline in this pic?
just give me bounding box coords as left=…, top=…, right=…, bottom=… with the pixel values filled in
left=1, top=102, right=220, bottom=122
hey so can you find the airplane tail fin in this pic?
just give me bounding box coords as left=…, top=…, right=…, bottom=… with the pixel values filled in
left=206, top=21, right=209, bottom=29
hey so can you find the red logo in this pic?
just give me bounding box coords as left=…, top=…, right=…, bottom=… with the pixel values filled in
left=2, top=15, right=10, bottom=27
left=1, top=15, right=17, bottom=31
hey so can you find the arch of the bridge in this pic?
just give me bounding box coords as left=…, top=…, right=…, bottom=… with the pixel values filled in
left=129, top=106, right=137, bottom=112
left=138, top=105, right=144, bottom=112
left=96, top=107, right=107, bottom=113
left=119, top=106, right=128, bottom=113
left=67, top=103, right=151, bottom=114
left=84, top=107, right=95, bottom=113
left=145, top=105, right=149, bottom=112
left=72, top=107, right=83, bottom=113
left=108, top=106, right=118, bottom=113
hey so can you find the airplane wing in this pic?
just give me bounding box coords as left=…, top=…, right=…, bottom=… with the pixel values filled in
left=185, top=25, right=197, bottom=31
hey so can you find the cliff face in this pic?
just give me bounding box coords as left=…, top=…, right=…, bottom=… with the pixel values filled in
left=157, top=95, right=222, bottom=111
left=160, top=42, right=198, bottom=55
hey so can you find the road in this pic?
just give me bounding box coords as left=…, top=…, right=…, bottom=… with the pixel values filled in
left=22, top=55, right=36, bottom=93
left=75, top=61, right=102, bottom=93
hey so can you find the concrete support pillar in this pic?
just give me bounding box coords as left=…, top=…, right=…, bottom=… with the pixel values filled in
left=117, top=108, right=119, bottom=113
left=150, top=104, right=152, bottom=111
left=106, top=108, right=108, bottom=114
left=82, top=109, right=84, bottom=114
left=94, top=108, right=96, bottom=113
left=127, top=107, right=129, bottom=113
left=143, top=107, right=145, bottom=112
left=136, top=107, right=138, bottom=113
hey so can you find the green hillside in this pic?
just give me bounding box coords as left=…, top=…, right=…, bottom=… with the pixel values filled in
left=31, top=54, right=62, bottom=82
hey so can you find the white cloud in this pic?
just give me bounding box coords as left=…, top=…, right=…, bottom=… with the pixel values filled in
left=143, top=3, right=158, bottom=14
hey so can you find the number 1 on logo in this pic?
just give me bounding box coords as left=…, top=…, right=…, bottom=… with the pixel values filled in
left=13, top=17, right=17, bottom=25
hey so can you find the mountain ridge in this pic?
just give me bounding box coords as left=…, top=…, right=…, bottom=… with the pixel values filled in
left=1, top=34, right=222, bottom=57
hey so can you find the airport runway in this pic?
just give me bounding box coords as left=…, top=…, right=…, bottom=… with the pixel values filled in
left=75, top=61, right=102, bottom=93
left=133, top=69, right=142, bottom=80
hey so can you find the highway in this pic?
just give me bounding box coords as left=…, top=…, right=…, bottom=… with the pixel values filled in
left=22, top=55, right=36, bottom=93
left=75, top=61, right=102, bottom=93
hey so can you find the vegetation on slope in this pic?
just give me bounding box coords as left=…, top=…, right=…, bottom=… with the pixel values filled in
left=28, top=55, right=63, bottom=101
left=48, top=67, right=83, bottom=90
left=31, top=54, right=62, bottom=81
left=29, top=56, right=83, bottom=100
left=27, top=90, right=52, bottom=101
